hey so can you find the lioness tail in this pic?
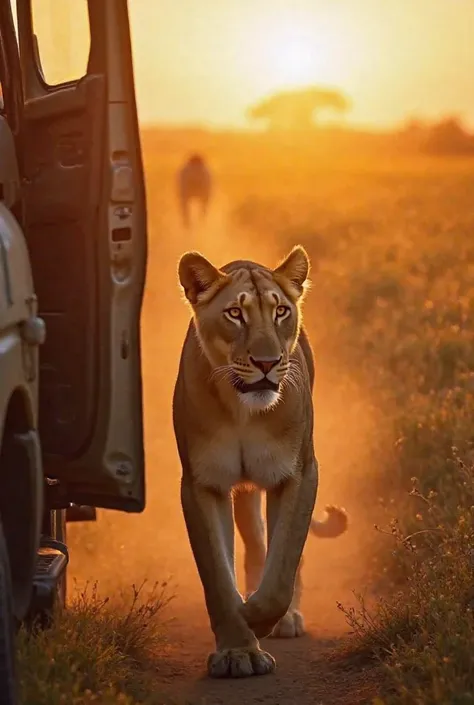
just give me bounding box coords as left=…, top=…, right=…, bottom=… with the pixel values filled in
left=310, top=505, right=348, bottom=538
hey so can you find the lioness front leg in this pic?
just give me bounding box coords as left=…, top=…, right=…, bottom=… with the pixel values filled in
left=270, top=558, right=305, bottom=638
left=240, top=459, right=318, bottom=638
left=234, top=488, right=266, bottom=597
left=181, top=478, right=275, bottom=678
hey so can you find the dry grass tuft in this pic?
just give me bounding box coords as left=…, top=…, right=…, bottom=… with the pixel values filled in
left=17, top=580, right=172, bottom=705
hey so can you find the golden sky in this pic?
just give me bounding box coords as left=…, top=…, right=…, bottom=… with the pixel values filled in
left=28, top=0, right=474, bottom=130
left=128, top=0, right=474, bottom=129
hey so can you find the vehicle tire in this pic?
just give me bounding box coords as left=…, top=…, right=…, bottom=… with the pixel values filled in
left=0, top=521, right=18, bottom=705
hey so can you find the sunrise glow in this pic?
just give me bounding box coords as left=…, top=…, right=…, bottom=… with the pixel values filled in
left=243, top=9, right=357, bottom=92
left=30, top=0, right=474, bottom=129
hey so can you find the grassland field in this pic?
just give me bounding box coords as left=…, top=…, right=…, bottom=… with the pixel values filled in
left=18, top=130, right=474, bottom=704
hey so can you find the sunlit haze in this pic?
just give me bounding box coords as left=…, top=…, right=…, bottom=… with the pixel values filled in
left=13, top=2, right=474, bottom=702
left=29, top=0, right=474, bottom=130
left=127, top=0, right=474, bottom=128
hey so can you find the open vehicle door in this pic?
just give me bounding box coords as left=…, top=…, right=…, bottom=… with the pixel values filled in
left=14, top=1, right=147, bottom=511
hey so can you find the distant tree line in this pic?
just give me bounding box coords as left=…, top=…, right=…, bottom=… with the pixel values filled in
left=247, top=86, right=474, bottom=157
left=399, top=117, right=474, bottom=156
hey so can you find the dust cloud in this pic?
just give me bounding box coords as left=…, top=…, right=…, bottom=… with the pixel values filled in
left=68, top=184, right=386, bottom=638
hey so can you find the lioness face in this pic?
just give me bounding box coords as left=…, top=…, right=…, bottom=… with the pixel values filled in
left=179, top=246, right=310, bottom=411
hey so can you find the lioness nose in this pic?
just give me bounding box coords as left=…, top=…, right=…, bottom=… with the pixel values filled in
left=250, top=356, right=281, bottom=375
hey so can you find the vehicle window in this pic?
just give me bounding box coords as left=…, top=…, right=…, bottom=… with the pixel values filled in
left=30, top=0, right=90, bottom=86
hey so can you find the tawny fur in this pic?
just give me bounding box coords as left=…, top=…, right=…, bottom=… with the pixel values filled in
left=173, top=245, right=348, bottom=679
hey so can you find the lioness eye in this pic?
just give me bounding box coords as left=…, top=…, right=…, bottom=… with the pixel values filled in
left=226, top=307, right=242, bottom=319
left=276, top=305, right=289, bottom=317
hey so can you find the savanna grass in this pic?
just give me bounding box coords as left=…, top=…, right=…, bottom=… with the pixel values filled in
left=17, top=580, right=171, bottom=705
left=230, top=159, right=474, bottom=704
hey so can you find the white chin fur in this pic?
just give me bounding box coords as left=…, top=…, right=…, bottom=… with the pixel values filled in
left=237, top=389, right=281, bottom=412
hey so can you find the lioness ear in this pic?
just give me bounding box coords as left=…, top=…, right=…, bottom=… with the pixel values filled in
left=178, top=251, right=224, bottom=304
left=273, top=245, right=310, bottom=296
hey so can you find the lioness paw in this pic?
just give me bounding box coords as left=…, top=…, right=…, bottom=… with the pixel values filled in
left=270, top=610, right=305, bottom=638
left=207, top=646, right=276, bottom=678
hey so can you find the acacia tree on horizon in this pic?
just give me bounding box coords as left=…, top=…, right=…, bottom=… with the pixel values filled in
left=247, top=86, right=351, bottom=131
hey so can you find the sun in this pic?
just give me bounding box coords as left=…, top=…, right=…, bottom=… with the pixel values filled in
left=274, top=38, right=316, bottom=87
left=248, top=10, right=356, bottom=93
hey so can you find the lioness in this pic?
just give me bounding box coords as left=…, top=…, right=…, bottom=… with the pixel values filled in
left=177, top=153, right=212, bottom=228
left=173, top=245, right=347, bottom=679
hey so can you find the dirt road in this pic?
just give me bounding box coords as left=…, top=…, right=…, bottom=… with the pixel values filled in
left=152, top=607, right=377, bottom=705
left=69, top=192, right=381, bottom=704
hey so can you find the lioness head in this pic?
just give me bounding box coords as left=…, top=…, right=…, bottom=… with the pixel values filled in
left=178, top=246, right=310, bottom=412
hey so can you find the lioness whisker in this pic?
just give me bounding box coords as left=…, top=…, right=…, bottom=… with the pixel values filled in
left=209, top=364, right=232, bottom=380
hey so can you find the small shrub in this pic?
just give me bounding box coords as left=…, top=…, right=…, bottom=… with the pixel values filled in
left=339, top=457, right=474, bottom=704
left=17, top=580, right=172, bottom=705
